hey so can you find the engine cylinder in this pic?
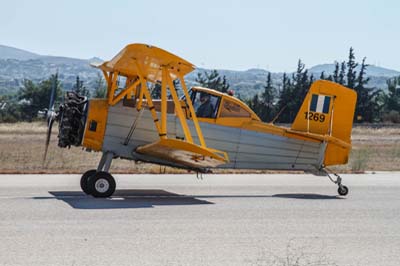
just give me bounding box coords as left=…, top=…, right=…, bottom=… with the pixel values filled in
left=57, top=91, right=88, bottom=148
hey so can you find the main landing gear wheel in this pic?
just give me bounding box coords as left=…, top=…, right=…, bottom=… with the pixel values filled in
left=80, top=169, right=97, bottom=195
left=338, top=185, right=349, bottom=196
left=87, top=171, right=116, bottom=198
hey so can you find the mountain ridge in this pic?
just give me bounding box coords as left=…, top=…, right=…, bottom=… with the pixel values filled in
left=0, top=44, right=398, bottom=97
left=1, top=44, right=399, bottom=76
left=0, top=45, right=41, bottom=60
left=309, top=63, right=400, bottom=78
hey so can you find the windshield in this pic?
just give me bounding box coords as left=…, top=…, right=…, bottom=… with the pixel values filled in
left=191, top=90, right=220, bottom=118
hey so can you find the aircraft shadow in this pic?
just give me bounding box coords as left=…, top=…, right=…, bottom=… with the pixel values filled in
left=271, top=193, right=342, bottom=200
left=36, top=189, right=214, bottom=209
left=192, top=194, right=342, bottom=200
left=34, top=191, right=342, bottom=209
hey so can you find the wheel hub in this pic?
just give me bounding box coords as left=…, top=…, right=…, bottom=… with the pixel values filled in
left=95, top=178, right=110, bottom=193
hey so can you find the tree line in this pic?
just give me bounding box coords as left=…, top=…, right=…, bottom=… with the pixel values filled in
left=196, top=48, right=400, bottom=123
left=1, top=47, right=399, bottom=123
left=0, top=73, right=106, bottom=122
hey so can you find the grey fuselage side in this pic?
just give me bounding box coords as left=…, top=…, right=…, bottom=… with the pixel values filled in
left=101, top=102, right=325, bottom=171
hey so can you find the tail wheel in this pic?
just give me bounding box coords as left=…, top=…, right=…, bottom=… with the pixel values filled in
left=80, top=169, right=97, bottom=195
left=338, top=185, right=349, bottom=196
left=87, top=171, right=116, bottom=198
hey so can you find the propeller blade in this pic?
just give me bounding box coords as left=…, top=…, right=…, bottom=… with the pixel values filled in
left=42, top=115, right=55, bottom=167
left=48, top=73, right=58, bottom=116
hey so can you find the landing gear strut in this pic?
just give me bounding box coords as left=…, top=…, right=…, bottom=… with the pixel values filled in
left=321, top=168, right=349, bottom=196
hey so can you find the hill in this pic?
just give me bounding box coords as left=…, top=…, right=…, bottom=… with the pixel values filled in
left=0, top=45, right=41, bottom=60
left=0, top=45, right=399, bottom=97
left=0, top=45, right=100, bottom=94
left=309, top=63, right=400, bottom=78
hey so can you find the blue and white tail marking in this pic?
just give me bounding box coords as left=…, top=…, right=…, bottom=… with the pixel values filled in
left=310, top=94, right=331, bottom=114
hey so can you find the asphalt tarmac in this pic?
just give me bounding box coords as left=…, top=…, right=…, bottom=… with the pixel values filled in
left=0, top=173, right=399, bottom=266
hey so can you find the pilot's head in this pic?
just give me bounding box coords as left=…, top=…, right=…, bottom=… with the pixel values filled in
left=200, top=92, right=210, bottom=103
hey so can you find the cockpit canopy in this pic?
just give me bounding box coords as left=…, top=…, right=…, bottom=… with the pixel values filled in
left=190, top=87, right=260, bottom=121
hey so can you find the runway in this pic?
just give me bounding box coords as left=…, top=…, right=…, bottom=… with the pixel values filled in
left=0, top=173, right=399, bottom=266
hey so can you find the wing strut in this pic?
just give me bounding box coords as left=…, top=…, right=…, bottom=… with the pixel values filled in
left=93, top=44, right=228, bottom=168
left=136, top=64, right=228, bottom=167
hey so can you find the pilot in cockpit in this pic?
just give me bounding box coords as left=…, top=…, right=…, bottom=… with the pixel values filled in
left=196, top=92, right=213, bottom=118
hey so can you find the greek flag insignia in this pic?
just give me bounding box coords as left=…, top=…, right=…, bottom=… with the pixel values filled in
left=310, top=94, right=331, bottom=114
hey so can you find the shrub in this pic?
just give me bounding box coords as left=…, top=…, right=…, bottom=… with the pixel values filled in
left=382, top=110, right=400, bottom=123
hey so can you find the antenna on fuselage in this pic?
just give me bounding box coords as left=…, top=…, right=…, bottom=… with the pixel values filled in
left=270, top=105, right=287, bottom=124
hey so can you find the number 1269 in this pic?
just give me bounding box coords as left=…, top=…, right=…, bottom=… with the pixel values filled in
left=304, top=112, right=326, bottom=122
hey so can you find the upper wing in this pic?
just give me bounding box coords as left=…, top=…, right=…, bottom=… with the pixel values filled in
left=91, top=43, right=195, bottom=81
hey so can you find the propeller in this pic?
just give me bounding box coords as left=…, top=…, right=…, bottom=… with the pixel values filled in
left=42, top=74, right=58, bottom=166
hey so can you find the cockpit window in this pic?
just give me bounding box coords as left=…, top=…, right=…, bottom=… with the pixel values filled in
left=219, top=99, right=251, bottom=118
left=191, top=91, right=220, bottom=118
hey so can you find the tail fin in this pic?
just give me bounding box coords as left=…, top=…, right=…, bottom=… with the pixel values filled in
left=291, top=80, right=357, bottom=166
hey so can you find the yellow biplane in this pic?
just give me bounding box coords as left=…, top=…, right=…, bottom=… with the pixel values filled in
left=44, top=44, right=357, bottom=197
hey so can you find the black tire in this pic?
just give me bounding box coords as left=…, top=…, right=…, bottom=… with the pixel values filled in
left=338, top=185, right=349, bottom=196
left=87, top=171, right=116, bottom=198
left=80, top=169, right=97, bottom=195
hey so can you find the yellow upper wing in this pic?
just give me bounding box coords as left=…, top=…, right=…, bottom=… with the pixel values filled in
left=92, top=43, right=195, bottom=81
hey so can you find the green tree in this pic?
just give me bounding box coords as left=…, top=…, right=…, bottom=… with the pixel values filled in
left=291, top=60, right=311, bottom=120
left=151, top=83, right=162, bottom=99
left=385, top=76, right=400, bottom=112
left=18, top=74, right=62, bottom=121
left=260, top=72, right=277, bottom=122
left=172, top=79, right=181, bottom=98
left=92, top=73, right=106, bottom=98
left=151, top=79, right=181, bottom=99
left=275, top=60, right=313, bottom=123
left=338, top=61, right=346, bottom=85
left=73, top=76, right=90, bottom=97
left=248, top=94, right=261, bottom=116
left=333, top=61, right=340, bottom=83
left=276, top=73, right=293, bottom=123
left=195, top=70, right=230, bottom=93
left=0, top=94, right=22, bottom=122
left=309, top=73, right=315, bottom=85
left=346, top=47, right=358, bottom=89
left=382, top=76, right=400, bottom=122
left=353, top=57, right=382, bottom=122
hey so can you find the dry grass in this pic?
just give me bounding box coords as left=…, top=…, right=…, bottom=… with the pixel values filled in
left=0, top=122, right=399, bottom=174
left=333, top=125, right=400, bottom=172
left=0, top=121, right=185, bottom=174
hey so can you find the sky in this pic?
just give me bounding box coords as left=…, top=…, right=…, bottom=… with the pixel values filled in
left=1, top=0, right=399, bottom=72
